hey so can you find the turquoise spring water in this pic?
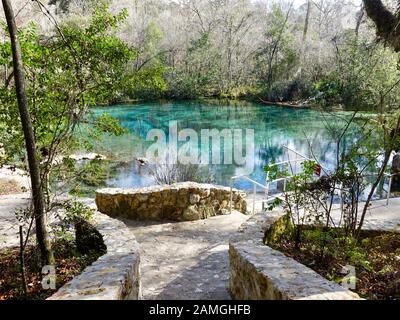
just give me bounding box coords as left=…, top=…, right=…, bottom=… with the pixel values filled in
left=91, top=100, right=352, bottom=191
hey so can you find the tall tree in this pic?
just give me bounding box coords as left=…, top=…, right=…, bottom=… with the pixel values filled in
left=1, top=0, right=54, bottom=265
left=256, top=2, right=295, bottom=88
left=296, top=0, right=311, bottom=77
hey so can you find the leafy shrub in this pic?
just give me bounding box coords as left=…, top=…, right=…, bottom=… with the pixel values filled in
left=74, top=217, right=107, bottom=255
left=52, top=201, right=95, bottom=242
left=314, top=37, right=400, bottom=110
left=63, top=201, right=95, bottom=223
left=122, top=66, right=168, bottom=100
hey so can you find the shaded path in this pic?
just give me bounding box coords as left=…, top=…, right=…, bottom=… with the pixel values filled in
left=122, top=212, right=249, bottom=300
left=0, top=193, right=30, bottom=248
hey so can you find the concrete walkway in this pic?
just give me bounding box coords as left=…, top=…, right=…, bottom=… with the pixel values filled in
left=342, top=198, right=400, bottom=232
left=122, top=212, right=248, bottom=300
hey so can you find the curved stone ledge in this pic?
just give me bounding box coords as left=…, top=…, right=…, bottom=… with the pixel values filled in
left=229, top=212, right=360, bottom=300
left=96, top=182, right=247, bottom=221
left=48, top=212, right=141, bottom=300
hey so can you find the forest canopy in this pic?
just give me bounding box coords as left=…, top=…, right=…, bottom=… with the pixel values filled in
left=1, top=0, right=400, bottom=108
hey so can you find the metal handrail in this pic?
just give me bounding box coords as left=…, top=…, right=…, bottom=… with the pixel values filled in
left=282, top=145, right=311, bottom=160
left=229, top=146, right=399, bottom=215
left=282, top=145, right=330, bottom=172
left=266, top=158, right=308, bottom=168
left=337, top=172, right=397, bottom=206
left=230, top=175, right=269, bottom=215
left=229, top=146, right=312, bottom=215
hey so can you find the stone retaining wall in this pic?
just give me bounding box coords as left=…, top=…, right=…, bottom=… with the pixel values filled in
left=229, top=212, right=360, bottom=300
left=48, top=212, right=141, bottom=300
left=96, top=182, right=247, bottom=221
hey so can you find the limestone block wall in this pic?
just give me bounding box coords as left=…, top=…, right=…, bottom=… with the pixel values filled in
left=229, top=212, right=361, bottom=300
left=48, top=212, right=141, bottom=300
left=95, top=182, right=247, bottom=221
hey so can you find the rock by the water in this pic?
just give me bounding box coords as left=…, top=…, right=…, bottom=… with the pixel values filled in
left=69, top=153, right=106, bottom=161
left=136, top=157, right=149, bottom=166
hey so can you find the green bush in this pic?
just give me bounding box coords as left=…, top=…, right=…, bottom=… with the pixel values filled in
left=122, top=66, right=168, bottom=100
left=314, top=37, right=400, bottom=110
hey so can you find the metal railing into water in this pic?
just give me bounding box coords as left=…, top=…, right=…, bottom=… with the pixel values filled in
left=229, top=146, right=397, bottom=215
left=230, top=175, right=269, bottom=215
left=230, top=146, right=311, bottom=215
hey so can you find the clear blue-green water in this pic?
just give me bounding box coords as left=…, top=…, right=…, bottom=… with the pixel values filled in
left=91, top=100, right=351, bottom=191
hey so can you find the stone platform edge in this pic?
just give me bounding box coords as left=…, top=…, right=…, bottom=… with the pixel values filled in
left=229, top=212, right=361, bottom=300
left=95, top=182, right=247, bottom=221
left=48, top=212, right=141, bottom=300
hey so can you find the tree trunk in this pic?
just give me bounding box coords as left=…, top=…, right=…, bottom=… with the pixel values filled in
left=356, top=149, right=391, bottom=238
left=296, top=0, right=311, bottom=77
left=2, top=0, right=54, bottom=266
left=362, top=0, right=400, bottom=52
left=356, top=117, right=400, bottom=238
left=266, top=2, right=293, bottom=88
left=355, top=5, right=364, bottom=37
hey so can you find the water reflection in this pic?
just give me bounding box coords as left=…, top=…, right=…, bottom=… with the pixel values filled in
left=92, top=101, right=352, bottom=190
